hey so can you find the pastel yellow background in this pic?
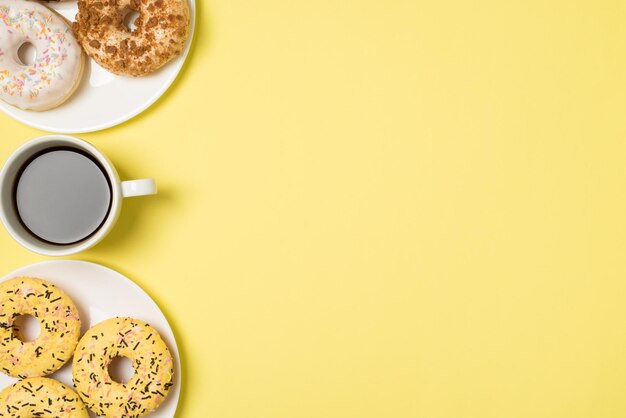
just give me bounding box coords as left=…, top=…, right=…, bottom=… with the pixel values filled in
left=2, top=0, right=626, bottom=416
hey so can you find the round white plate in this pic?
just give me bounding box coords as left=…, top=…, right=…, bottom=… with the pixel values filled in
left=0, top=0, right=195, bottom=133
left=0, top=260, right=181, bottom=418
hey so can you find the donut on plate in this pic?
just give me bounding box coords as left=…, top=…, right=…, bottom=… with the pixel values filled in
left=73, top=317, right=174, bottom=417
left=73, top=0, right=190, bottom=76
left=0, top=377, right=89, bottom=418
left=0, top=277, right=81, bottom=378
left=0, top=0, right=84, bottom=110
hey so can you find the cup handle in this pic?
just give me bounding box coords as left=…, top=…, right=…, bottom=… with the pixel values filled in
left=120, top=179, right=157, bottom=198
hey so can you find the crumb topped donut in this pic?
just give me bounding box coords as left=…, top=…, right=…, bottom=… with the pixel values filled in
left=72, top=317, right=174, bottom=417
left=0, top=377, right=89, bottom=418
left=0, top=277, right=81, bottom=378
left=73, top=0, right=190, bottom=76
left=0, top=0, right=84, bottom=110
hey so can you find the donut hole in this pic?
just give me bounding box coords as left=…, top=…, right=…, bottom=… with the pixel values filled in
left=17, top=42, right=37, bottom=66
left=123, top=9, right=140, bottom=32
left=108, top=356, right=135, bottom=384
left=12, top=314, right=41, bottom=342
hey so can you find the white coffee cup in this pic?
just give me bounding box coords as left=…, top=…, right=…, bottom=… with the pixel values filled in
left=0, top=135, right=156, bottom=256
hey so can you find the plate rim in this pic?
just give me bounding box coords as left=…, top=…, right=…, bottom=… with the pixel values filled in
left=0, top=0, right=197, bottom=134
left=0, top=259, right=182, bottom=418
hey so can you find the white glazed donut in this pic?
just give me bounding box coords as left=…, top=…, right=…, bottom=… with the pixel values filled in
left=0, top=0, right=84, bottom=111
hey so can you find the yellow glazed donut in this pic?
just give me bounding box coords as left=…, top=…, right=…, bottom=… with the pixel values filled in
left=73, top=317, right=174, bottom=417
left=0, top=0, right=85, bottom=110
left=0, top=277, right=81, bottom=378
left=0, top=377, right=89, bottom=417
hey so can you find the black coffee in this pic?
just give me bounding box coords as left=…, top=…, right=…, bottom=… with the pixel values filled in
left=14, top=149, right=112, bottom=244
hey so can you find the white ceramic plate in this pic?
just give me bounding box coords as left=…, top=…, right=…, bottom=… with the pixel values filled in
left=0, top=260, right=181, bottom=418
left=0, top=0, right=195, bottom=133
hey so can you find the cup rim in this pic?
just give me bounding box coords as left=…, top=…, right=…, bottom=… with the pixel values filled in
left=0, top=135, right=123, bottom=256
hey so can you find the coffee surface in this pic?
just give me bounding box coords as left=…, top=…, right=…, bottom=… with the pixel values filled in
left=15, top=150, right=111, bottom=244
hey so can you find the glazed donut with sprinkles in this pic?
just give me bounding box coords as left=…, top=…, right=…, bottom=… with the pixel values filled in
left=0, top=0, right=84, bottom=110
left=0, top=377, right=89, bottom=418
left=72, top=317, right=174, bottom=417
left=0, top=277, right=81, bottom=379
